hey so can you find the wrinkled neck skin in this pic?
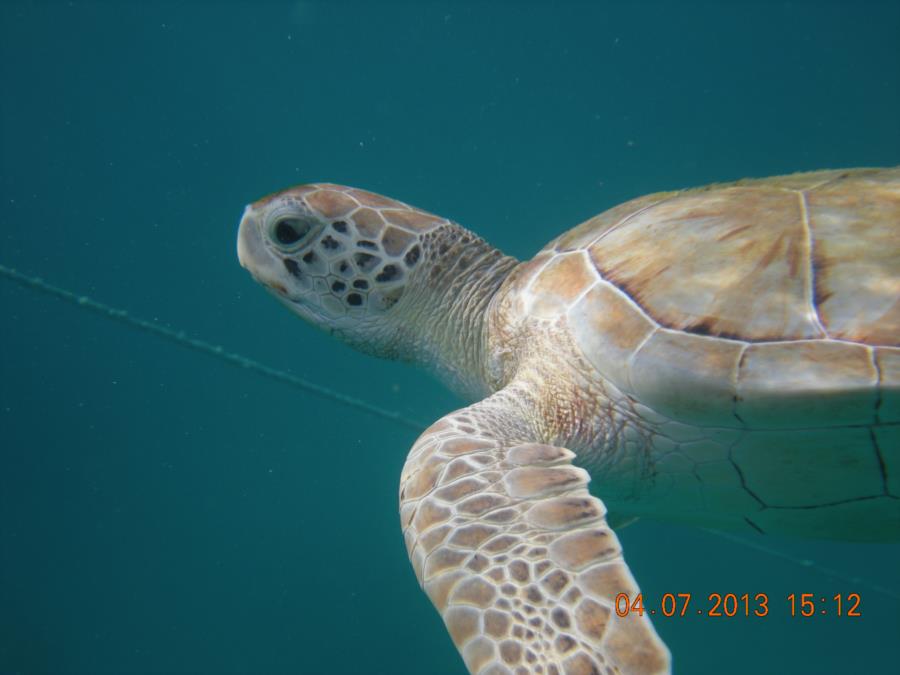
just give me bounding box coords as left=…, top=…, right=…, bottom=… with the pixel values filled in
left=377, top=223, right=519, bottom=401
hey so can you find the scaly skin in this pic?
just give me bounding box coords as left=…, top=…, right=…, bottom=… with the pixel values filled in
left=389, top=222, right=518, bottom=400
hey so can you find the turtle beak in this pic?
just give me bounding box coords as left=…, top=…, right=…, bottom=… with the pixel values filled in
left=237, top=205, right=289, bottom=295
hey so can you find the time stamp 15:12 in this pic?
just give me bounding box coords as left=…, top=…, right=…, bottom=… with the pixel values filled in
left=615, top=593, right=862, bottom=618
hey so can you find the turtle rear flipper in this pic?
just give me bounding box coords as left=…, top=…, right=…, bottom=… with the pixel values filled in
left=400, top=389, right=670, bottom=675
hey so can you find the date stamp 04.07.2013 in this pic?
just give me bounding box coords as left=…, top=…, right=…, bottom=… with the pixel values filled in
left=615, top=592, right=862, bottom=618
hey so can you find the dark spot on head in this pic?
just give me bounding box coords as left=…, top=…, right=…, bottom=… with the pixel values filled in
left=354, top=252, right=380, bottom=272
left=332, top=220, right=348, bottom=233
left=404, top=245, right=420, bottom=266
left=352, top=279, right=369, bottom=290
left=381, top=288, right=403, bottom=309
left=346, top=293, right=363, bottom=306
left=302, top=251, right=316, bottom=264
left=339, top=261, right=350, bottom=273
left=320, top=235, right=341, bottom=250
left=282, top=258, right=300, bottom=278
left=357, top=240, right=378, bottom=250
left=375, top=264, right=400, bottom=282
left=331, top=281, right=346, bottom=292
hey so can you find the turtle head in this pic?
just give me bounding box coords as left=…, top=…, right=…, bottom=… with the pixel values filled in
left=239, top=182, right=519, bottom=393
left=237, top=184, right=437, bottom=352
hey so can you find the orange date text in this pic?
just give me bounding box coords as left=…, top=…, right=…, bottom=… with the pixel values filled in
left=614, top=593, right=862, bottom=618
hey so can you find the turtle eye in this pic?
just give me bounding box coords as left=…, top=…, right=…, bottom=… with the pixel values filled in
left=270, top=216, right=319, bottom=250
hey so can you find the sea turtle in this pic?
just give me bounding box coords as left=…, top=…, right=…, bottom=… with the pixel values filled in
left=236, top=168, right=900, bottom=675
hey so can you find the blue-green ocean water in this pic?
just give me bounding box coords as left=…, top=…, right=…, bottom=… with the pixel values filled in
left=1, top=2, right=898, bottom=673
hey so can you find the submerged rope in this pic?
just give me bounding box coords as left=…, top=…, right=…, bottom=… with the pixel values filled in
left=1, top=262, right=897, bottom=601
left=703, top=529, right=900, bottom=602
left=0, top=264, right=427, bottom=432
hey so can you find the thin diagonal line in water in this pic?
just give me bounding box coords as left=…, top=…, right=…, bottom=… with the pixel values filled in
left=2, top=262, right=898, bottom=601
left=702, top=529, right=900, bottom=602
left=0, top=263, right=427, bottom=432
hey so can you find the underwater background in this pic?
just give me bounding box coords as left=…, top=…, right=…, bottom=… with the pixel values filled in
left=1, top=1, right=898, bottom=673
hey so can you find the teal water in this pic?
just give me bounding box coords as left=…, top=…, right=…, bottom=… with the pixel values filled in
left=1, top=2, right=898, bottom=674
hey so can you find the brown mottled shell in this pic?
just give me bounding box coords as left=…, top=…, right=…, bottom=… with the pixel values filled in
left=531, top=168, right=900, bottom=428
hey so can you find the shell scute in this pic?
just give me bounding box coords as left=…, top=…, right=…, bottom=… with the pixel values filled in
left=629, top=329, right=744, bottom=426
left=586, top=186, right=823, bottom=341
left=523, top=252, right=597, bottom=319
left=567, top=283, right=655, bottom=395
left=806, top=168, right=900, bottom=344
left=735, top=341, right=878, bottom=427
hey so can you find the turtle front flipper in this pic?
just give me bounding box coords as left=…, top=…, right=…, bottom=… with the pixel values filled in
left=400, top=393, right=670, bottom=675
